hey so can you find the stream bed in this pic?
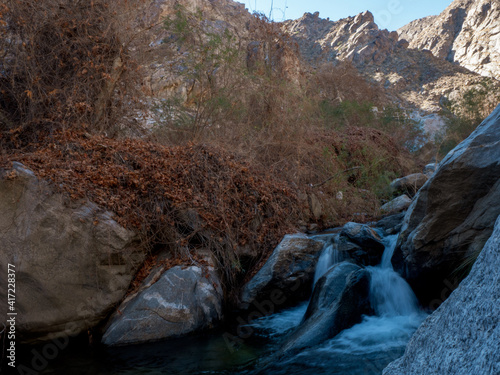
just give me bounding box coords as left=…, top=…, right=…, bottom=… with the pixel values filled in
left=21, top=234, right=427, bottom=375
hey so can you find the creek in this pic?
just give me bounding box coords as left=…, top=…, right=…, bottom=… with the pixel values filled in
left=27, top=233, right=426, bottom=375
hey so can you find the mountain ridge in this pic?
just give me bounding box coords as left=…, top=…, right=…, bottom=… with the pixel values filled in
left=398, top=0, right=500, bottom=79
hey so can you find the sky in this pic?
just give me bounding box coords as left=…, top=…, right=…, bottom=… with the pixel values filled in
left=239, top=0, right=453, bottom=31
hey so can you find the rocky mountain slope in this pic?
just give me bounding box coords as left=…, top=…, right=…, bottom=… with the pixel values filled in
left=398, top=0, right=500, bottom=79
left=139, top=0, right=499, bottom=119
left=281, top=9, right=499, bottom=114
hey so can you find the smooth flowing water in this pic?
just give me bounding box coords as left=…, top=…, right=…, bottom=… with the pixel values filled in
left=313, top=242, right=343, bottom=286
left=22, top=233, right=426, bottom=375
left=368, top=235, right=421, bottom=316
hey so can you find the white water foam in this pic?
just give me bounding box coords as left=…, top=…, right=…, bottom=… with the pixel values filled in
left=368, top=234, right=420, bottom=317
left=249, top=302, right=308, bottom=338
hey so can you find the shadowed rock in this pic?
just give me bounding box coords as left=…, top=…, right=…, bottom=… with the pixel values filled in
left=0, top=163, right=145, bottom=344
left=337, top=222, right=385, bottom=266
left=394, top=104, right=500, bottom=306
left=384, top=215, right=500, bottom=375
left=238, top=234, right=324, bottom=311
left=278, top=262, right=372, bottom=357
left=102, top=265, right=223, bottom=346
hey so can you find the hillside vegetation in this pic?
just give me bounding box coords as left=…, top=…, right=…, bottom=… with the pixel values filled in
left=0, top=0, right=493, bottom=302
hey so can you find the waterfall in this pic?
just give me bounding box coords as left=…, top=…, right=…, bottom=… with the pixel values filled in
left=368, top=235, right=420, bottom=316
left=313, top=243, right=342, bottom=286
left=247, top=232, right=427, bottom=374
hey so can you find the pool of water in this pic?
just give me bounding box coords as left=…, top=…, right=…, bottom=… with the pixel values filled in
left=12, top=233, right=427, bottom=375
left=22, top=301, right=424, bottom=375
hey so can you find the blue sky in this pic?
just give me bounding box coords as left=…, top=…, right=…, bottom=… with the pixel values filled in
left=239, top=0, right=453, bottom=30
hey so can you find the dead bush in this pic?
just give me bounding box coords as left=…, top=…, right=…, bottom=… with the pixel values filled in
left=0, top=0, right=146, bottom=147
left=0, top=132, right=302, bottom=303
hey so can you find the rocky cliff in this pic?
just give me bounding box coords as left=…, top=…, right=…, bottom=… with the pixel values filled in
left=281, top=9, right=499, bottom=114
left=398, top=0, right=500, bottom=79
left=139, top=0, right=500, bottom=118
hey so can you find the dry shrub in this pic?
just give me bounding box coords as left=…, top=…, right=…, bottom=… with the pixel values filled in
left=0, top=0, right=146, bottom=147
left=0, top=131, right=302, bottom=302
left=297, top=127, right=414, bottom=223
left=153, top=5, right=420, bottom=228
left=311, top=61, right=385, bottom=106
left=0, top=2, right=422, bottom=304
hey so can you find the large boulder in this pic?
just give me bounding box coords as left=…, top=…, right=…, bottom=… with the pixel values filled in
left=337, top=222, right=385, bottom=266
left=0, top=163, right=145, bottom=343
left=384, top=215, right=500, bottom=375
left=278, top=262, right=372, bottom=356
left=238, top=234, right=324, bottom=311
left=102, top=265, right=223, bottom=346
left=394, top=104, right=500, bottom=306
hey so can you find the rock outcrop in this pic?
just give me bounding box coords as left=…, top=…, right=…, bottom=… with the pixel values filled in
left=238, top=234, right=324, bottom=310
left=384, top=215, right=500, bottom=375
left=142, top=0, right=500, bottom=121
left=279, top=262, right=371, bottom=356
left=143, top=0, right=302, bottom=99
left=280, top=9, right=498, bottom=115
left=102, top=265, right=223, bottom=346
left=0, top=163, right=145, bottom=343
left=398, top=0, right=500, bottom=79
left=283, top=11, right=399, bottom=65
left=393, top=104, right=500, bottom=306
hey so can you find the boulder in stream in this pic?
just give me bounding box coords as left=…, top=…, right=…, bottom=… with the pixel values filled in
left=376, top=212, right=405, bottom=235
left=337, top=222, right=385, bottom=266
left=238, top=234, right=324, bottom=311
left=278, top=262, right=372, bottom=356
left=102, top=265, right=223, bottom=346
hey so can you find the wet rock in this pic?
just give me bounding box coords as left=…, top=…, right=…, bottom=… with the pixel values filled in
left=0, top=163, right=145, bottom=343
left=337, top=222, right=385, bottom=266
left=381, top=195, right=412, bottom=215
left=102, top=266, right=223, bottom=346
left=238, top=234, right=324, bottom=311
left=279, top=262, right=371, bottom=356
left=384, top=216, right=500, bottom=375
left=376, top=212, right=406, bottom=235
left=395, top=104, right=500, bottom=306
left=390, top=173, right=428, bottom=197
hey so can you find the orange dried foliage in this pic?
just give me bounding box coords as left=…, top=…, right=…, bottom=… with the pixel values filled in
left=0, top=130, right=301, bottom=279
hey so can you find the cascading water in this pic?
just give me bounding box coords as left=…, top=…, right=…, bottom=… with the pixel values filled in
left=313, top=242, right=343, bottom=286
left=368, top=234, right=420, bottom=317
left=256, top=232, right=427, bottom=375
left=37, top=231, right=427, bottom=375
